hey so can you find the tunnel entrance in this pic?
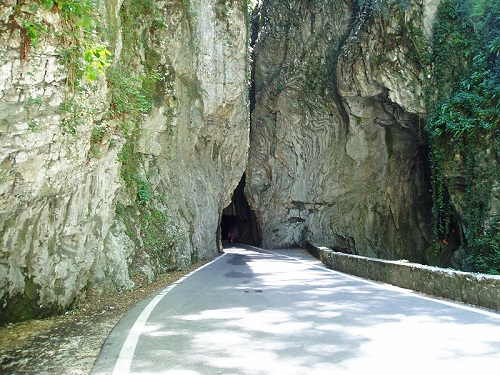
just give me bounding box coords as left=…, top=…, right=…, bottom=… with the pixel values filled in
left=220, top=174, right=261, bottom=246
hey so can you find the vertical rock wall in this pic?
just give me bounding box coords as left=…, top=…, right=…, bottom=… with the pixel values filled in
left=247, top=0, right=434, bottom=260
left=0, top=0, right=248, bottom=323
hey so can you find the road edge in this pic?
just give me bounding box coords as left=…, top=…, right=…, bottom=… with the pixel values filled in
left=92, top=252, right=229, bottom=375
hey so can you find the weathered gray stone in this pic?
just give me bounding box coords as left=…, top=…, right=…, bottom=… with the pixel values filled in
left=247, top=0, right=433, bottom=261
left=0, top=0, right=248, bottom=323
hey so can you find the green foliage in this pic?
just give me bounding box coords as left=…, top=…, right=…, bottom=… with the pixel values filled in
left=466, top=226, right=500, bottom=274
left=109, top=0, right=185, bottom=272
left=426, top=0, right=499, bottom=274
left=428, top=59, right=499, bottom=140
left=136, top=179, right=153, bottom=205
left=20, top=19, right=47, bottom=47
left=40, top=0, right=95, bottom=30
left=115, top=111, right=153, bottom=208
left=58, top=44, right=112, bottom=87
left=117, top=138, right=152, bottom=205
left=26, top=97, right=43, bottom=106
left=59, top=98, right=85, bottom=135
left=82, top=45, right=112, bottom=81
left=116, top=201, right=184, bottom=272
left=27, top=119, right=40, bottom=131
left=109, top=0, right=161, bottom=196
left=108, top=69, right=155, bottom=119
left=141, top=207, right=182, bottom=264
left=16, top=1, right=111, bottom=83
left=90, top=124, right=107, bottom=144
left=430, top=0, right=476, bottom=104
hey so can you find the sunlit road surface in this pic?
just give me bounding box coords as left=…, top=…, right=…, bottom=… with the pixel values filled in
left=93, top=246, right=500, bottom=375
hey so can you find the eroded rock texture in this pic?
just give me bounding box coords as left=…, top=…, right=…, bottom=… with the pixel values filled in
left=0, top=0, right=248, bottom=323
left=247, top=0, right=434, bottom=260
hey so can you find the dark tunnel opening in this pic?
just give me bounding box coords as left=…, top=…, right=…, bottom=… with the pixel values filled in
left=220, top=174, right=261, bottom=247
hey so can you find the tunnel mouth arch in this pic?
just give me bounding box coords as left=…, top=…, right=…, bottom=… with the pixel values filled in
left=220, top=173, right=261, bottom=246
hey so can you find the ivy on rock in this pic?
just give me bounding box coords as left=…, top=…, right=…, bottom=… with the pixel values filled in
left=426, top=0, right=499, bottom=274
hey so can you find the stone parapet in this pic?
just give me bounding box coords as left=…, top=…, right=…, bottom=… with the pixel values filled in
left=307, top=243, right=500, bottom=312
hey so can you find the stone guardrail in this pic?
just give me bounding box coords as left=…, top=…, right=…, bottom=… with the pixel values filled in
left=306, top=243, right=500, bottom=312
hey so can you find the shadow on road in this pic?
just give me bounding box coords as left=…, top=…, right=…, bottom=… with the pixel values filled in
left=110, top=246, right=500, bottom=374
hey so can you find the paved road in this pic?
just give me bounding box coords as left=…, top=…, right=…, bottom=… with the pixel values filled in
left=93, top=246, right=500, bottom=375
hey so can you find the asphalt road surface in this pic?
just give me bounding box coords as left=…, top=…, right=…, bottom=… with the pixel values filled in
left=92, top=246, right=500, bottom=375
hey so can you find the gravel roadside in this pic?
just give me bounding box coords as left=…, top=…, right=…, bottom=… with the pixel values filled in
left=0, top=258, right=212, bottom=375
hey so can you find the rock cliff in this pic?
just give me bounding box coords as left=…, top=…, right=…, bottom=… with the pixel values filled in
left=246, top=0, right=434, bottom=260
left=1, top=0, right=497, bottom=324
left=0, top=0, right=248, bottom=323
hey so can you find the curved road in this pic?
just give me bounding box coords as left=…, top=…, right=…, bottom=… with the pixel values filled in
left=93, top=246, right=500, bottom=375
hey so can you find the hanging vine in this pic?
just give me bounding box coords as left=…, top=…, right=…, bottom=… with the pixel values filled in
left=425, top=0, right=499, bottom=274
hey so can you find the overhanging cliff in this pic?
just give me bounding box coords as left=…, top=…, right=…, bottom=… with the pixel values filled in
left=246, top=0, right=434, bottom=260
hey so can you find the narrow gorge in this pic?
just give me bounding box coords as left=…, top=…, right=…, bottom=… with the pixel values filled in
left=1, top=0, right=498, bottom=325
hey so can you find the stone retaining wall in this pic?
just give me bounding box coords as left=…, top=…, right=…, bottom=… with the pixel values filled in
left=307, top=244, right=500, bottom=312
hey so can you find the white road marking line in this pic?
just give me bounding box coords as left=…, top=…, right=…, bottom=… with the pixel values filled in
left=112, top=245, right=498, bottom=374
left=245, top=245, right=500, bottom=319
left=112, top=252, right=229, bottom=375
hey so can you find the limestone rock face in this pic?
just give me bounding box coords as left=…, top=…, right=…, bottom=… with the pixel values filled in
left=247, top=0, right=433, bottom=260
left=0, top=0, right=248, bottom=323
